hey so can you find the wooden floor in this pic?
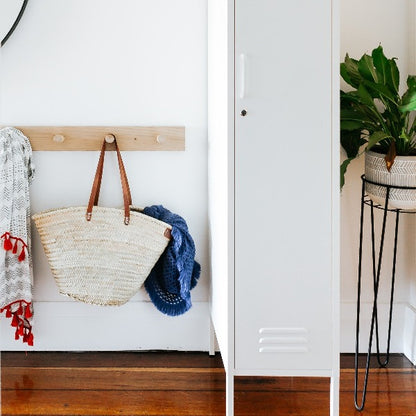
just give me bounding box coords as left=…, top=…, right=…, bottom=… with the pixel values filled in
left=1, top=352, right=415, bottom=415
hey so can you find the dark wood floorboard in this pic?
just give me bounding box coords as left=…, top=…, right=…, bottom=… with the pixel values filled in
left=1, top=351, right=224, bottom=368
left=1, top=352, right=415, bottom=415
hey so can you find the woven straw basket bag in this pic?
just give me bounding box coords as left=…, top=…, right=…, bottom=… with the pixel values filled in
left=32, top=138, right=171, bottom=306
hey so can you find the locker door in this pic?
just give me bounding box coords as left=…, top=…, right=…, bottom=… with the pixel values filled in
left=234, top=0, right=333, bottom=372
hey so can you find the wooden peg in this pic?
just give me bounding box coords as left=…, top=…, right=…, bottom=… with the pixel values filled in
left=104, top=134, right=115, bottom=143
left=52, top=134, right=65, bottom=143
left=156, top=135, right=166, bottom=144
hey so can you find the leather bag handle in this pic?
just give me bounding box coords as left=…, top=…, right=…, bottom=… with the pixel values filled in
left=86, top=137, right=132, bottom=225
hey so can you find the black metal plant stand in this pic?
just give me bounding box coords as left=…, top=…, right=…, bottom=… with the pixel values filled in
left=354, top=175, right=416, bottom=411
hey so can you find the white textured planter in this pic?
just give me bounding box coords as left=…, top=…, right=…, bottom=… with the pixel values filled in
left=365, top=150, right=416, bottom=210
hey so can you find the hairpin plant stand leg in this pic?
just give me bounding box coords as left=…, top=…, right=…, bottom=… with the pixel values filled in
left=354, top=180, right=399, bottom=411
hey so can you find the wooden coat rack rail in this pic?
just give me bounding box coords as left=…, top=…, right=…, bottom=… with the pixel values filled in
left=14, top=126, right=185, bottom=151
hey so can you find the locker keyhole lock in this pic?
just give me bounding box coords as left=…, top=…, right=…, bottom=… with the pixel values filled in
left=240, top=109, right=247, bottom=116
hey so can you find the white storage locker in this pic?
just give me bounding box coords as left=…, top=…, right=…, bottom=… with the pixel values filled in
left=208, top=1, right=340, bottom=415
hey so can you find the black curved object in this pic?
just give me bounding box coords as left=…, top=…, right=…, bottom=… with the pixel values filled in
left=1, top=0, right=29, bottom=47
left=354, top=175, right=416, bottom=411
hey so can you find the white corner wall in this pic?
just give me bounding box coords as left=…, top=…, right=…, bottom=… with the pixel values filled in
left=341, top=0, right=416, bottom=357
left=0, top=0, right=210, bottom=351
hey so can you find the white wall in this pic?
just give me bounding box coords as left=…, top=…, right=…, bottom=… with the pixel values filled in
left=3, top=0, right=414, bottom=355
left=341, top=0, right=416, bottom=356
left=0, top=0, right=210, bottom=350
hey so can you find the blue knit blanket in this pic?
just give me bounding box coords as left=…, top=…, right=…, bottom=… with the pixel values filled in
left=143, top=205, right=200, bottom=316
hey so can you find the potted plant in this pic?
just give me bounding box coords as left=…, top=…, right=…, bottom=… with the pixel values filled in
left=341, top=45, right=416, bottom=209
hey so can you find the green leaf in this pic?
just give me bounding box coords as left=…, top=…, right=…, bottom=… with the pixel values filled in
left=367, top=131, right=392, bottom=150
left=341, top=108, right=366, bottom=121
left=409, top=114, right=416, bottom=135
left=371, top=46, right=400, bottom=96
left=358, top=54, right=378, bottom=83
left=400, top=75, right=416, bottom=112
left=399, top=101, right=416, bottom=113
left=341, top=129, right=366, bottom=158
left=407, top=75, right=416, bottom=89
left=341, top=120, right=365, bottom=131
left=340, top=63, right=353, bottom=86
left=363, top=80, right=397, bottom=103
left=342, top=54, right=362, bottom=88
left=356, top=84, right=376, bottom=107
left=341, top=91, right=377, bottom=113
left=372, top=46, right=388, bottom=85
left=340, top=90, right=362, bottom=105
left=340, top=158, right=353, bottom=189
left=340, top=109, right=379, bottom=131
left=399, top=127, right=411, bottom=143
left=388, top=58, right=400, bottom=93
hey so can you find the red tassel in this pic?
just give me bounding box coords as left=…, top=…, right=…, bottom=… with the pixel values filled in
left=18, top=247, right=26, bottom=262
left=3, top=234, right=12, bottom=251
left=28, top=332, right=34, bottom=346
left=11, top=313, right=18, bottom=327
left=12, top=240, right=18, bottom=254
left=25, top=305, right=33, bottom=318
left=15, top=329, right=20, bottom=340
left=17, top=303, right=23, bottom=316
left=23, top=332, right=28, bottom=343
left=5, top=308, right=12, bottom=318
left=18, top=324, right=24, bottom=336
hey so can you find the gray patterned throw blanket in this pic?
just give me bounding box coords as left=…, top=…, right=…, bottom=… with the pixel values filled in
left=0, top=127, right=35, bottom=345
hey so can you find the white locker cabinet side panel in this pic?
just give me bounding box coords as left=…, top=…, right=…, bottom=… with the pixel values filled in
left=234, top=0, right=333, bottom=372
left=208, top=0, right=235, bottom=370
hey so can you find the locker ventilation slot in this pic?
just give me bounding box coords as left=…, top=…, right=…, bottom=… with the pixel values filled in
left=258, top=327, right=309, bottom=353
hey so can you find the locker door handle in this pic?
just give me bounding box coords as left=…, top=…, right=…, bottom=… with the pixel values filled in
left=239, top=53, right=246, bottom=99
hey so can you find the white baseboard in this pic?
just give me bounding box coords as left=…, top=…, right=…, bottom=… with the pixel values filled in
left=0, top=301, right=211, bottom=351
left=341, top=301, right=405, bottom=353
left=3, top=300, right=412, bottom=358
left=403, top=303, right=416, bottom=365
